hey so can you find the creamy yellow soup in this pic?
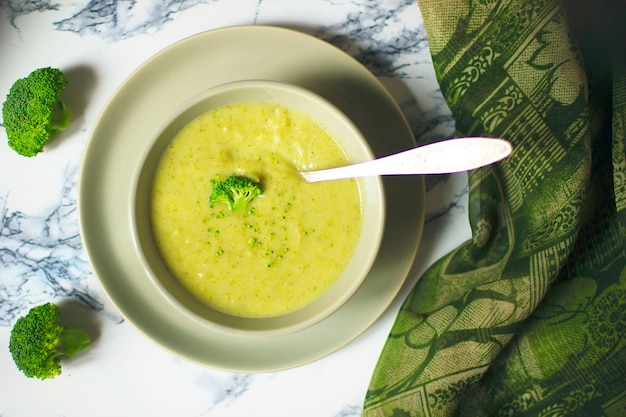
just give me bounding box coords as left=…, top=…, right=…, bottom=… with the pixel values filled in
left=151, top=102, right=363, bottom=317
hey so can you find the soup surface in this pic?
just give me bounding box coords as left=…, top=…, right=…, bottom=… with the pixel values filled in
left=151, top=102, right=363, bottom=317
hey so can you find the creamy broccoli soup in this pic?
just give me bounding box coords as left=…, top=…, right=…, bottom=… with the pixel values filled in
left=151, top=102, right=363, bottom=317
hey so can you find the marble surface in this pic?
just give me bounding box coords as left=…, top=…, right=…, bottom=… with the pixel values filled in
left=0, top=1, right=470, bottom=416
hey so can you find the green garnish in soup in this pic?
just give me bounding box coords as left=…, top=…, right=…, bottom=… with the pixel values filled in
left=209, top=174, right=263, bottom=213
left=150, top=102, right=363, bottom=317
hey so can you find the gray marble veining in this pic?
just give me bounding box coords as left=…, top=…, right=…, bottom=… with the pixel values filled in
left=54, top=0, right=223, bottom=41
left=3, top=0, right=222, bottom=38
left=3, top=0, right=60, bottom=29
left=0, top=160, right=118, bottom=324
left=200, top=373, right=255, bottom=413
left=332, top=404, right=361, bottom=417
left=317, top=0, right=431, bottom=78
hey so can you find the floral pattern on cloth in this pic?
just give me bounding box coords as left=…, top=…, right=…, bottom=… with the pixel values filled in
left=363, top=0, right=626, bottom=416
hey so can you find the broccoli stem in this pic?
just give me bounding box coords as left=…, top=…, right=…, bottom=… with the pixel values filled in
left=56, top=328, right=91, bottom=356
left=232, top=197, right=250, bottom=213
left=48, top=99, right=71, bottom=135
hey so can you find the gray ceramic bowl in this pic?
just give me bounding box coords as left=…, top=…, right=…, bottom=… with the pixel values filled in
left=131, top=80, right=385, bottom=336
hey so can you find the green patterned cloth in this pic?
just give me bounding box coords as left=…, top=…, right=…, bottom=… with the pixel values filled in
left=364, top=0, right=625, bottom=416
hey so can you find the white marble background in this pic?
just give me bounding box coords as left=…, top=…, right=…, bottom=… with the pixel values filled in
left=0, top=1, right=470, bottom=416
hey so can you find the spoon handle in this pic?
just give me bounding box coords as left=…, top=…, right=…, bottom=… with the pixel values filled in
left=301, top=137, right=513, bottom=183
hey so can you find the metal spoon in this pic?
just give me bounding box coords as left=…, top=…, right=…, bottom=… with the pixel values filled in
left=300, top=137, right=513, bottom=183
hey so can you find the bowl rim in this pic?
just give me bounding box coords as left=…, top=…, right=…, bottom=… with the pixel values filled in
left=129, top=79, right=386, bottom=336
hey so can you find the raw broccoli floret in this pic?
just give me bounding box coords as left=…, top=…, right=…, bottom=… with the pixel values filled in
left=9, top=302, right=91, bottom=380
left=210, top=174, right=263, bottom=213
left=2, top=67, right=71, bottom=157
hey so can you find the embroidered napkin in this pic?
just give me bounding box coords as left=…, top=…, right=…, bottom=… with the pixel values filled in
left=364, top=0, right=625, bottom=415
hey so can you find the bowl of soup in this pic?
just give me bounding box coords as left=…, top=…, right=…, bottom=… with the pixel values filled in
left=131, top=80, right=385, bottom=335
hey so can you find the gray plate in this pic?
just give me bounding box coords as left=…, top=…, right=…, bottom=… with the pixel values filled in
left=78, top=25, right=424, bottom=372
